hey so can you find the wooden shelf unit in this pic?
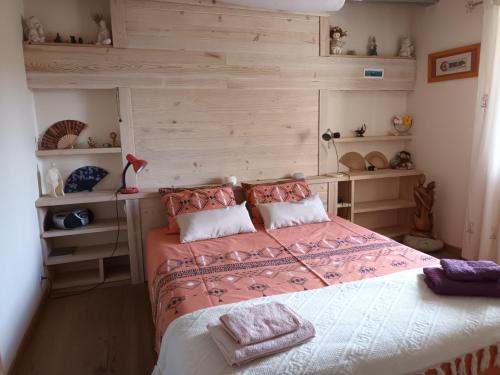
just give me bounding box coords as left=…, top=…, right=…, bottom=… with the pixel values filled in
left=46, top=242, right=129, bottom=265
left=329, top=169, right=423, bottom=239
left=36, top=147, right=121, bottom=157
left=41, top=218, right=127, bottom=238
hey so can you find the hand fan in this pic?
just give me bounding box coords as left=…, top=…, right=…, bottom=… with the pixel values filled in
left=40, top=120, right=86, bottom=150
left=64, top=166, right=108, bottom=193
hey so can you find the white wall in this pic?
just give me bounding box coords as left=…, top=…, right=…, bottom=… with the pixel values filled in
left=23, top=0, right=110, bottom=44
left=408, top=0, right=483, bottom=248
left=329, top=3, right=414, bottom=56
left=0, top=0, right=44, bottom=371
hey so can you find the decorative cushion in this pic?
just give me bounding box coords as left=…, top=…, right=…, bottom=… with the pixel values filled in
left=176, top=202, right=256, bottom=243
left=159, top=184, right=236, bottom=234
left=257, top=194, right=330, bottom=230
left=242, top=179, right=312, bottom=223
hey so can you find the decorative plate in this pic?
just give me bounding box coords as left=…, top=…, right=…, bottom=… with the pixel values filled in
left=339, top=152, right=366, bottom=171
left=64, top=166, right=108, bottom=193
left=40, top=120, right=86, bottom=150
left=365, top=151, right=389, bottom=169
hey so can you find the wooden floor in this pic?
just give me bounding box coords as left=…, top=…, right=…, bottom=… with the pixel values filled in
left=11, top=284, right=156, bottom=375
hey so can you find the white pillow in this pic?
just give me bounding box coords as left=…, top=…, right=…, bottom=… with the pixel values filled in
left=176, top=202, right=256, bottom=243
left=257, top=194, right=330, bottom=230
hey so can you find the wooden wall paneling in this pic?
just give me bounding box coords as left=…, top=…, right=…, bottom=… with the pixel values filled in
left=110, top=0, right=128, bottom=48
left=309, top=182, right=328, bottom=210
left=148, top=0, right=330, bottom=17
left=124, top=0, right=319, bottom=56
left=318, top=89, right=334, bottom=175
left=319, top=17, right=330, bottom=57
left=131, top=89, right=319, bottom=187
left=24, top=45, right=416, bottom=91
left=125, top=199, right=144, bottom=283
left=118, top=87, right=137, bottom=188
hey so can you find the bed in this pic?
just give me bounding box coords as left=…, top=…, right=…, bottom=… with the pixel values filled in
left=145, top=216, right=500, bottom=375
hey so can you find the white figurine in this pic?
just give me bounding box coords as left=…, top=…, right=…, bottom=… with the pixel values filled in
left=399, top=37, right=415, bottom=58
left=25, top=16, right=46, bottom=44
left=46, top=163, right=65, bottom=198
left=93, top=14, right=112, bottom=45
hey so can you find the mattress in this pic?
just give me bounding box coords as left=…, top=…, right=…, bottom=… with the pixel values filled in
left=145, top=216, right=500, bottom=375
left=145, top=216, right=438, bottom=352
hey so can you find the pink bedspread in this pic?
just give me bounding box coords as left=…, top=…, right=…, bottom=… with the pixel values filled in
left=145, top=216, right=439, bottom=352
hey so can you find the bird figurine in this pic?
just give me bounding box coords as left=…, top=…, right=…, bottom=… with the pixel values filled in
left=354, top=124, right=367, bottom=137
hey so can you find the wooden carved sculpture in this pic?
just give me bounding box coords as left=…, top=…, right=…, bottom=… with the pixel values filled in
left=413, top=175, right=436, bottom=237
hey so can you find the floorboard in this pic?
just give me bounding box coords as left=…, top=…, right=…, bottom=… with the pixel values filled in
left=10, top=284, right=156, bottom=375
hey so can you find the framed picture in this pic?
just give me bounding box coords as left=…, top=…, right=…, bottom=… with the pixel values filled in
left=428, top=43, right=480, bottom=83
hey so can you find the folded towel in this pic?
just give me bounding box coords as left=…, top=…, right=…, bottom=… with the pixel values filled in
left=208, top=318, right=315, bottom=367
left=423, top=267, right=500, bottom=298
left=440, top=259, right=500, bottom=281
left=219, top=302, right=301, bottom=345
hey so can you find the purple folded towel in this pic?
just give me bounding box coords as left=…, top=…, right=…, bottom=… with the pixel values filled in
left=440, top=259, right=500, bottom=281
left=220, top=302, right=301, bottom=345
left=423, top=267, right=500, bottom=298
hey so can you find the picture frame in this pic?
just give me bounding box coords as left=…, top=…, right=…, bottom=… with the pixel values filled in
left=364, top=68, right=384, bottom=79
left=428, top=43, right=480, bottom=83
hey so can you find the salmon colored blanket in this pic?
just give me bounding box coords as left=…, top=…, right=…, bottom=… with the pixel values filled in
left=145, top=216, right=439, bottom=352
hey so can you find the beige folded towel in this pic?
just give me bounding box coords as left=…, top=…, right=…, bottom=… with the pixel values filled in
left=220, top=302, right=301, bottom=345
left=207, top=318, right=315, bottom=367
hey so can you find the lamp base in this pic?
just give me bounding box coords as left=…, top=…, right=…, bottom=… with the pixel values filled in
left=120, top=187, right=139, bottom=194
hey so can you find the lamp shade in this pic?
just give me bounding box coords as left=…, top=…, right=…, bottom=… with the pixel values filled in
left=219, top=0, right=345, bottom=12
left=126, top=154, right=147, bottom=173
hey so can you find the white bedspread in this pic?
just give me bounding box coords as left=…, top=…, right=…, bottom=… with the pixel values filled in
left=152, top=268, right=500, bottom=375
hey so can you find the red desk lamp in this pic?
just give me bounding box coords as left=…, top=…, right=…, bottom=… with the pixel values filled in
left=120, top=154, right=148, bottom=194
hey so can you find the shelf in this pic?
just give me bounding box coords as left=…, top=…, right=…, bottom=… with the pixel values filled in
left=326, top=54, right=415, bottom=61
left=335, top=136, right=412, bottom=144
left=36, top=147, right=121, bottom=157
left=36, top=191, right=136, bottom=207
left=353, top=199, right=416, bottom=214
left=52, top=269, right=101, bottom=290
left=46, top=242, right=129, bottom=265
left=25, top=42, right=111, bottom=48
left=347, top=169, right=423, bottom=181
left=337, top=203, right=351, bottom=208
left=374, top=226, right=411, bottom=239
left=106, top=265, right=131, bottom=283
left=42, top=218, right=127, bottom=238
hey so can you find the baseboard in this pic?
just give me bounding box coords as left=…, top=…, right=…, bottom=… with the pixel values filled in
left=7, top=280, right=49, bottom=374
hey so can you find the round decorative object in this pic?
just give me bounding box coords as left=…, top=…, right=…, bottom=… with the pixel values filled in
left=403, top=235, right=443, bottom=253
left=392, top=115, right=413, bottom=134
left=64, top=166, right=108, bottom=193
left=365, top=151, right=389, bottom=169
left=40, top=120, right=86, bottom=150
left=339, top=152, right=366, bottom=171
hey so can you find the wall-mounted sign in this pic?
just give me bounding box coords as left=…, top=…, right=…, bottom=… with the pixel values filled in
left=364, top=68, right=384, bottom=79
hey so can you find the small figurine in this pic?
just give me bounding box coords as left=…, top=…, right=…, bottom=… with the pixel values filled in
left=390, top=151, right=414, bottom=170
left=330, top=26, right=347, bottom=55
left=78, top=37, right=83, bottom=44
left=109, top=132, right=118, bottom=147
left=399, top=37, right=415, bottom=58
left=24, top=16, right=46, bottom=44
left=70, top=35, right=77, bottom=44
left=92, top=14, right=112, bottom=45
left=367, top=36, right=378, bottom=56
left=354, top=124, right=367, bottom=137
left=413, top=175, right=436, bottom=236
left=45, top=163, right=65, bottom=198
left=87, top=137, right=97, bottom=148
left=54, top=33, right=63, bottom=43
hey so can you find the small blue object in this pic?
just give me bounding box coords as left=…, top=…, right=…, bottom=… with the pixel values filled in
left=64, top=166, right=108, bottom=193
